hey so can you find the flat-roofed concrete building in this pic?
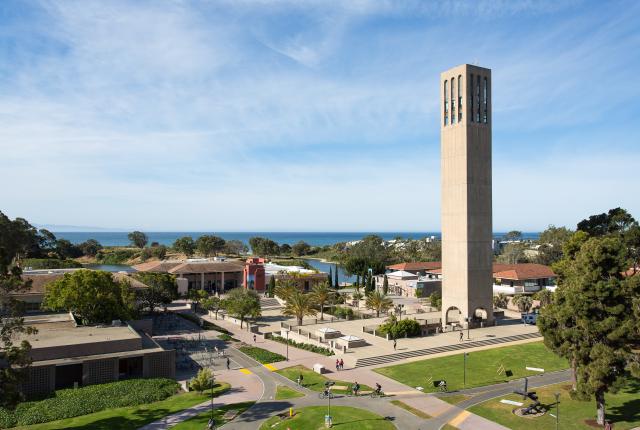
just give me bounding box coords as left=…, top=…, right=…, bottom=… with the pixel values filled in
left=18, top=313, right=175, bottom=397
left=441, top=64, right=494, bottom=326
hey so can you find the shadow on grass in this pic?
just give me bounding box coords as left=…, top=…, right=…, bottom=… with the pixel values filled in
left=60, top=407, right=173, bottom=430
left=608, top=379, right=640, bottom=423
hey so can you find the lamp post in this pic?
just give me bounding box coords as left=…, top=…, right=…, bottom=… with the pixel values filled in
left=466, top=316, right=470, bottom=340
left=209, top=374, right=215, bottom=429
left=554, top=392, right=560, bottom=430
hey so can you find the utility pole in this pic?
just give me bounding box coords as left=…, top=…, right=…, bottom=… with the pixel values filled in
left=286, top=329, right=289, bottom=361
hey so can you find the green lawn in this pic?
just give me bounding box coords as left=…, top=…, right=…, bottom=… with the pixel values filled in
left=469, top=378, right=640, bottom=430
left=13, top=383, right=231, bottom=430
left=276, top=365, right=373, bottom=395
left=374, top=342, right=568, bottom=392
left=275, top=386, right=305, bottom=400
left=238, top=346, right=286, bottom=364
left=259, top=406, right=395, bottom=430
left=171, top=401, right=254, bottom=430
left=438, top=394, right=471, bottom=405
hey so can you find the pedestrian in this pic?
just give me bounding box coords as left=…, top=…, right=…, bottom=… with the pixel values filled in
left=336, top=359, right=340, bottom=371
left=226, top=357, right=230, bottom=370
left=459, top=331, right=464, bottom=342
left=393, top=339, right=397, bottom=351
left=253, top=334, right=257, bottom=343
left=339, top=358, right=344, bottom=370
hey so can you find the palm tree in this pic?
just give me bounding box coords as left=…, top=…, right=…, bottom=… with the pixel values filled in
left=311, top=282, right=335, bottom=321
left=365, top=291, right=393, bottom=317
left=533, top=289, right=553, bottom=308
left=493, top=293, right=509, bottom=310
left=274, top=275, right=298, bottom=302
left=282, top=290, right=317, bottom=326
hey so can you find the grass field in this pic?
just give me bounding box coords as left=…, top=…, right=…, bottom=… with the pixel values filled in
left=259, top=406, right=395, bottom=430
left=276, top=365, right=372, bottom=395
left=469, top=378, right=640, bottom=430
left=438, top=394, right=470, bottom=405
left=13, top=383, right=230, bottom=430
left=171, top=401, right=254, bottom=430
left=275, top=386, right=305, bottom=400
left=374, top=342, right=568, bottom=392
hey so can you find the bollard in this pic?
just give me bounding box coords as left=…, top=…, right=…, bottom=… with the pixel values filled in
left=290, top=407, right=293, bottom=417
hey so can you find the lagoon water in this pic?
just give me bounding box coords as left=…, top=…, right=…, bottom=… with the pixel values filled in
left=54, top=231, right=539, bottom=247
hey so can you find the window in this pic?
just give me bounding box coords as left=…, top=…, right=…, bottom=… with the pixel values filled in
left=444, top=80, right=449, bottom=126
left=451, top=77, right=456, bottom=124
left=458, top=74, right=463, bottom=122
left=475, top=75, right=481, bottom=123
left=469, top=74, right=474, bottom=122
left=483, top=77, right=488, bottom=123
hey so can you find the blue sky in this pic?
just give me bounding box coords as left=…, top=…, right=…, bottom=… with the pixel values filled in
left=1, top=0, right=639, bottom=232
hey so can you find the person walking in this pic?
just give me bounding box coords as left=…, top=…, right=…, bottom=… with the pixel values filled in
left=253, top=334, right=257, bottom=343
left=226, top=357, right=230, bottom=370
left=336, top=359, right=340, bottom=371
left=339, top=358, right=344, bottom=370
left=459, top=331, right=464, bottom=342
left=393, top=339, right=397, bottom=351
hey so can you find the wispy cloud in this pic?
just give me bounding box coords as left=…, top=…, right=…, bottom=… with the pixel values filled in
left=0, top=0, right=638, bottom=230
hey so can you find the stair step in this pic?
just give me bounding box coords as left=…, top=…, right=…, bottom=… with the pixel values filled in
left=354, top=332, right=541, bottom=367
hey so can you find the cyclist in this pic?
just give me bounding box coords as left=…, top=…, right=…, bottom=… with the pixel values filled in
left=322, top=386, right=331, bottom=398
left=375, top=383, right=382, bottom=395
left=352, top=381, right=360, bottom=397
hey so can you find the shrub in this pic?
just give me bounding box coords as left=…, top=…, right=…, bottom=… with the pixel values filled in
left=0, top=378, right=179, bottom=428
left=377, top=317, right=421, bottom=339
left=331, top=306, right=354, bottom=320
left=22, top=258, right=83, bottom=270
left=96, top=249, right=138, bottom=264
left=270, top=334, right=334, bottom=356
left=189, top=368, right=215, bottom=393
left=239, top=346, right=286, bottom=364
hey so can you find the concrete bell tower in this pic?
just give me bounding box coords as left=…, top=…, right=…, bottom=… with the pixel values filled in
left=440, top=64, right=494, bottom=327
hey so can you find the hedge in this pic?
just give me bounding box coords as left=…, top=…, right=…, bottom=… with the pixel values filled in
left=22, top=258, right=83, bottom=270
left=0, top=378, right=179, bottom=428
left=331, top=306, right=354, bottom=320
left=270, top=334, right=334, bottom=356
left=377, top=318, right=421, bottom=338
left=238, top=346, right=286, bottom=364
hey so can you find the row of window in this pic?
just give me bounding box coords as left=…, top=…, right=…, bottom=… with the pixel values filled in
left=444, top=74, right=489, bottom=126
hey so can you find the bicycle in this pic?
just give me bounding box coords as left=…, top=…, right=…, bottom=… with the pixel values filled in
left=370, top=390, right=385, bottom=398
left=318, top=391, right=335, bottom=400
left=346, top=386, right=360, bottom=397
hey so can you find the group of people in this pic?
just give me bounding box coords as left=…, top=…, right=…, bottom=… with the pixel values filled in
left=335, top=358, right=345, bottom=371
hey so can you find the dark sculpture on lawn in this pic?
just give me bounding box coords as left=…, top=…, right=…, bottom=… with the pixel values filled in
left=514, top=377, right=544, bottom=415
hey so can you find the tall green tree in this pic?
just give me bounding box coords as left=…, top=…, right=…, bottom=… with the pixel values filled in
left=496, top=242, right=529, bottom=264
left=224, top=240, right=248, bottom=256
left=43, top=270, right=135, bottom=325
left=196, top=235, right=226, bottom=257
left=536, top=225, right=573, bottom=265
left=201, top=296, right=222, bottom=319
left=128, top=231, right=148, bottom=248
left=221, top=288, right=261, bottom=328
left=311, top=282, right=335, bottom=321
left=382, top=274, right=389, bottom=295
left=538, top=235, right=640, bottom=425
left=341, top=235, right=388, bottom=275
left=333, top=265, right=339, bottom=289
left=173, top=236, right=195, bottom=257
left=327, top=267, right=333, bottom=287
left=187, top=289, right=209, bottom=313
left=365, top=291, right=393, bottom=317
left=133, top=272, right=178, bottom=313
left=248, top=237, right=280, bottom=256
left=0, top=211, right=38, bottom=409
left=78, top=239, right=102, bottom=257
left=267, top=276, right=276, bottom=298
left=282, top=289, right=317, bottom=326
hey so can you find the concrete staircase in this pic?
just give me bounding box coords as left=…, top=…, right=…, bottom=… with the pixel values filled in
left=260, top=297, right=282, bottom=310
left=354, top=332, right=542, bottom=368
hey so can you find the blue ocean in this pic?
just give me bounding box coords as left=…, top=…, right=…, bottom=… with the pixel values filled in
left=53, top=231, right=540, bottom=247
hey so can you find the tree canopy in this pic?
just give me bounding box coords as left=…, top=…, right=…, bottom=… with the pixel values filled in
left=222, top=288, right=261, bottom=328
left=173, top=236, right=195, bottom=257
left=249, top=237, right=280, bottom=256
left=195, top=235, right=226, bottom=257
left=133, top=272, right=178, bottom=313
left=224, top=240, right=248, bottom=256
left=341, top=235, right=389, bottom=276
left=282, top=289, right=317, bottom=325
left=43, top=270, right=136, bottom=325
left=128, top=231, right=148, bottom=248
left=292, top=241, right=311, bottom=256
left=539, top=228, right=640, bottom=425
